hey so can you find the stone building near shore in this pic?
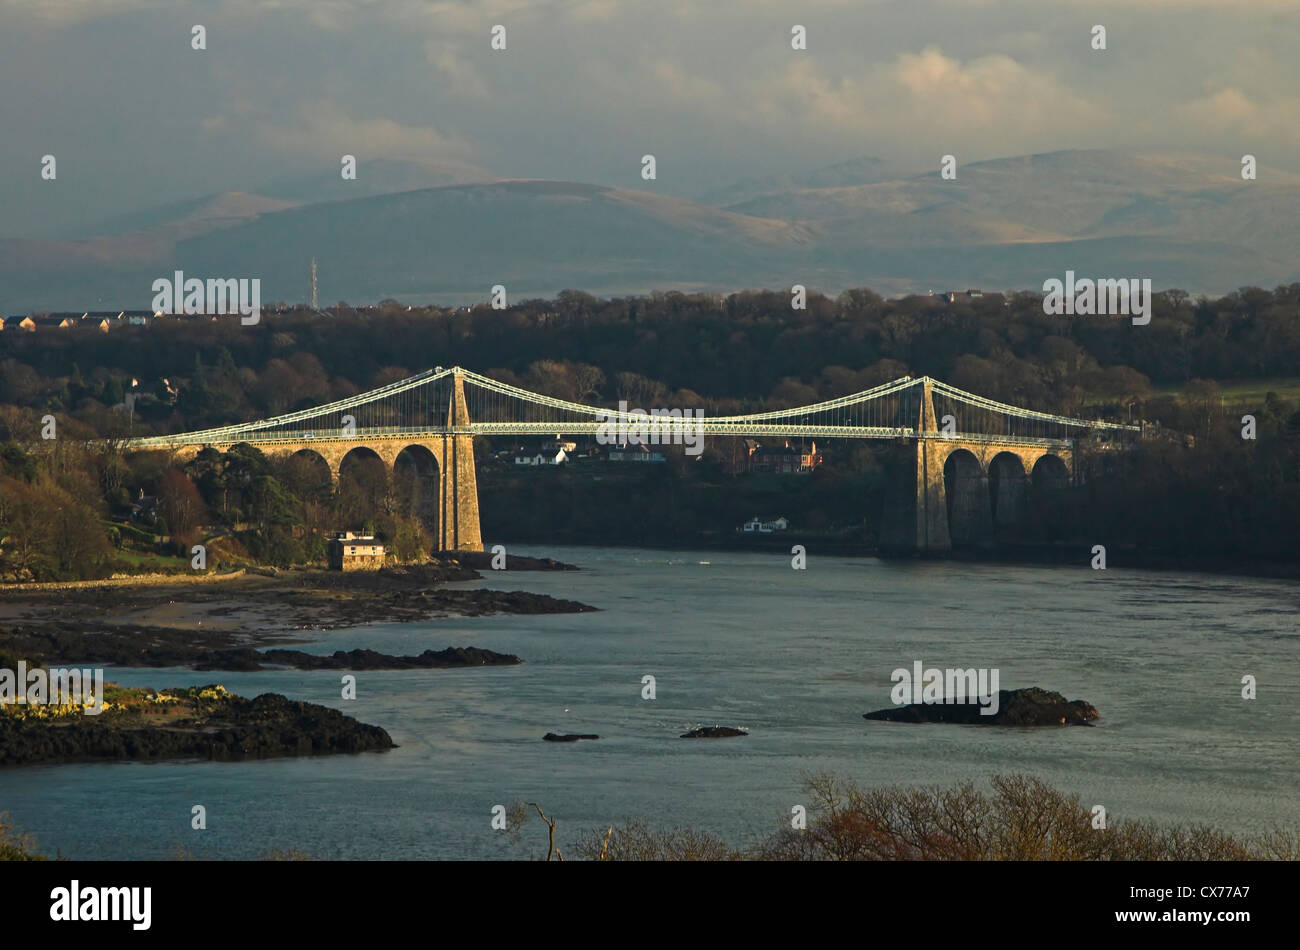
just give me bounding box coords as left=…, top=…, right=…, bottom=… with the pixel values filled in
left=327, top=532, right=386, bottom=571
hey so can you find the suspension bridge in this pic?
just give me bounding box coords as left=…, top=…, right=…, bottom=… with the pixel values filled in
left=126, top=367, right=1141, bottom=554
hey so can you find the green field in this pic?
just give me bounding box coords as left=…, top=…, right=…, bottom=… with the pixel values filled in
left=112, top=549, right=189, bottom=571
left=1155, top=377, right=1300, bottom=407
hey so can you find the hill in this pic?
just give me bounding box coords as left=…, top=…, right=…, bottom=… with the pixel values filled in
left=2, top=150, right=1296, bottom=311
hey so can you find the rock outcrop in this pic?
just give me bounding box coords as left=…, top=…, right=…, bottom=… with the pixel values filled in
left=0, top=685, right=395, bottom=766
left=863, top=687, right=1099, bottom=726
left=198, top=646, right=522, bottom=671
left=680, top=726, right=748, bottom=738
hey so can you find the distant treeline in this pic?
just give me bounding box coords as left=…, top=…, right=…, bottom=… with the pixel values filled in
left=2, top=285, right=1300, bottom=440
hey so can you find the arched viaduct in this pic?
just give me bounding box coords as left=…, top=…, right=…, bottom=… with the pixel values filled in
left=877, top=381, right=1074, bottom=555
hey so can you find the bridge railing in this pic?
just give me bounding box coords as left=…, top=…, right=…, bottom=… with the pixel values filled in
left=127, top=424, right=1086, bottom=450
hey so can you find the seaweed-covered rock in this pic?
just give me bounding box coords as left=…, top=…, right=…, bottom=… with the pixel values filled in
left=0, top=687, right=395, bottom=766
left=680, top=726, right=748, bottom=738
left=255, top=646, right=522, bottom=671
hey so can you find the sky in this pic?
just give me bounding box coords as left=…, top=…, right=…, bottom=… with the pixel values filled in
left=3, top=0, right=1300, bottom=238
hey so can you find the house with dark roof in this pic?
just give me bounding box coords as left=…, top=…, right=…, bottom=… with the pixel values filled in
left=749, top=441, right=822, bottom=474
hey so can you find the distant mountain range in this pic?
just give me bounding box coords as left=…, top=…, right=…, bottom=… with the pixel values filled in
left=2, top=150, right=1296, bottom=312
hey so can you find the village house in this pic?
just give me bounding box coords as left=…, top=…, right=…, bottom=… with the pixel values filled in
left=0, top=310, right=167, bottom=332
left=741, top=516, right=791, bottom=534
left=130, top=490, right=158, bottom=525
left=605, top=442, right=665, bottom=463
left=512, top=437, right=577, bottom=466
left=327, top=531, right=386, bottom=571
left=939, top=290, right=1006, bottom=306
left=515, top=447, right=568, bottom=466
left=749, top=440, right=822, bottom=474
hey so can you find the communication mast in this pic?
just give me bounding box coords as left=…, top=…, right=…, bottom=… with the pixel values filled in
left=310, top=258, right=319, bottom=310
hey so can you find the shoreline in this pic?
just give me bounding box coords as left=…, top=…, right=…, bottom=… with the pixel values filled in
left=0, top=557, right=596, bottom=672
left=6, top=543, right=1297, bottom=600
left=489, top=536, right=1300, bottom=582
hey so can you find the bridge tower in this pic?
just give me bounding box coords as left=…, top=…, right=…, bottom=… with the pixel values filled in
left=438, top=370, right=484, bottom=552
left=878, top=378, right=952, bottom=556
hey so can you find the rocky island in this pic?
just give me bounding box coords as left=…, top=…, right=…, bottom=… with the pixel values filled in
left=863, top=687, right=1100, bottom=726
left=0, top=684, right=395, bottom=766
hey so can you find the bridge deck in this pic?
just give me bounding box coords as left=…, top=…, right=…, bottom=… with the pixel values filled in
left=130, top=425, right=1080, bottom=450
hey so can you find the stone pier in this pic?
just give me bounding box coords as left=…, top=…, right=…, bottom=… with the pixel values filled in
left=878, top=380, right=1072, bottom=556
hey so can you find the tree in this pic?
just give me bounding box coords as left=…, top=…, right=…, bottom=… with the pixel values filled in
left=100, top=378, right=124, bottom=406
left=249, top=475, right=298, bottom=532
left=571, top=363, right=606, bottom=402
left=768, top=377, right=818, bottom=407
left=0, top=443, right=38, bottom=482
left=254, top=359, right=305, bottom=414
left=1182, top=378, right=1223, bottom=439
left=0, top=476, right=54, bottom=580
left=524, top=360, right=579, bottom=401
left=158, top=469, right=206, bottom=540
left=615, top=371, right=667, bottom=408
left=0, top=476, right=110, bottom=581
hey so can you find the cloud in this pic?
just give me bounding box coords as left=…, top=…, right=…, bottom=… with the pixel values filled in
left=4, top=0, right=1300, bottom=236
left=0, top=0, right=160, bottom=25
left=425, top=46, right=492, bottom=101
left=0, top=0, right=385, bottom=28
left=728, top=45, right=1110, bottom=159
left=254, top=101, right=474, bottom=162
left=1174, top=86, right=1300, bottom=146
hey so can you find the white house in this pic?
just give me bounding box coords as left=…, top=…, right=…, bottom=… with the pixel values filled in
left=515, top=447, right=569, bottom=466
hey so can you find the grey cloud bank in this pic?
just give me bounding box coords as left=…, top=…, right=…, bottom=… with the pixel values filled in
left=2, top=0, right=1298, bottom=238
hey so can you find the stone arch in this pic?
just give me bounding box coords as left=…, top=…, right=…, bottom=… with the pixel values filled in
left=988, top=452, right=1028, bottom=528
left=394, top=443, right=440, bottom=536
left=1031, top=453, right=1070, bottom=492
left=1029, top=453, right=1071, bottom=540
left=339, top=445, right=385, bottom=474
left=943, top=447, right=992, bottom=546
left=338, top=446, right=389, bottom=524
left=282, top=448, right=335, bottom=501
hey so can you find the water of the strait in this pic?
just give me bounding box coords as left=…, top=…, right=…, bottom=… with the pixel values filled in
left=2, top=545, right=1296, bottom=859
